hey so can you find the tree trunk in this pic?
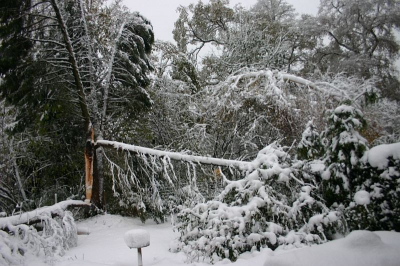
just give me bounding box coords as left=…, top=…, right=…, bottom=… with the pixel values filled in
left=84, top=128, right=94, bottom=203
left=91, top=146, right=104, bottom=209
left=49, top=0, right=96, bottom=205
left=10, top=137, right=27, bottom=202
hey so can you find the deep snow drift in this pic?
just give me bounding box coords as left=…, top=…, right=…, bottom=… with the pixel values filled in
left=25, top=214, right=400, bottom=266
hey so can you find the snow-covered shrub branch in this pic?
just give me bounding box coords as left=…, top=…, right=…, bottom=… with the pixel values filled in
left=199, top=68, right=383, bottom=154
left=172, top=102, right=400, bottom=263
left=347, top=142, right=400, bottom=231
left=0, top=200, right=86, bottom=265
left=172, top=143, right=344, bottom=263
left=299, top=104, right=400, bottom=232
left=198, top=69, right=316, bottom=153
left=99, top=140, right=251, bottom=221
left=102, top=150, right=164, bottom=221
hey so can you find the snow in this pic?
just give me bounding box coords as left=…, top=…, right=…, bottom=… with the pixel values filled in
left=307, top=211, right=339, bottom=230
left=0, top=202, right=79, bottom=265
left=362, top=142, right=400, bottom=169
left=265, top=231, right=400, bottom=266
left=334, top=104, right=359, bottom=114
left=354, top=190, right=370, bottom=205
left=0, top=200, right=89, bottom=229
left=281, top=73, right=317, bottom=89
left=124, top=229, right=150, bottom=248
left=24, top=214, right=400, bottom=266
left=97, top=139, right=253, bottom=170
left=309, top=162, right=325, bottom=173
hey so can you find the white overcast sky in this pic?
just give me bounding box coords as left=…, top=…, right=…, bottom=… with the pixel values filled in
left=122, top=0, right=320, bottom=42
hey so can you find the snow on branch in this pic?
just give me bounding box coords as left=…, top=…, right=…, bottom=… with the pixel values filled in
left=0, top=200, right=89, bottom=230
left=0, top=200, right=87, bottom=265
left=225, top=69, right=317, bottom=89
left=96, top=140, right=253, bottom=171
left=223, top=69, right=367, bottom=104
left=281, top=73, right=316, bottom=89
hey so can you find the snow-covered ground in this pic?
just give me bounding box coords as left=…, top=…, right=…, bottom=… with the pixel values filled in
left=27, top=214, right=400, bottom=266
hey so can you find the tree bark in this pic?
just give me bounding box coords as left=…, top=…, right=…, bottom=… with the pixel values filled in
left=84, top=128, right=94, bottom=202
left=91, top=146, right=104, bottom=209
left=10, top=138, right=27, bottom=202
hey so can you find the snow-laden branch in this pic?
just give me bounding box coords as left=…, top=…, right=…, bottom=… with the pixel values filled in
left=222, top=68, right=366, bottom=104
left=0, top=200, right=83, bottom=265
left=0, top=200, right=89, bottom=229
left=96, top=140, right=253, bottom=171
left=49, top=0, right=91, bottom=132
left=281, top=73, right=317, bottom=89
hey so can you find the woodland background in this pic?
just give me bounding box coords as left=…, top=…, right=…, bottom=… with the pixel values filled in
left=0, top=0, right=400, bottom=262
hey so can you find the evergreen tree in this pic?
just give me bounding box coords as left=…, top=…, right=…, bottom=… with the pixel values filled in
left=174, top=143, right=342, bottom=262
left=297, top=120, right=324, bottom=160
left=321, top=103, right=368, bottom=207
left=347, top=142, right=400, bottom=231
left=0, top=0, right=154, bottom=209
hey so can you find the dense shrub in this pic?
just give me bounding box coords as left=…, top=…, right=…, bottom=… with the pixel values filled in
left=173, top=104, right=400, bottom=263
left=172, top=144, right=344, bottom=262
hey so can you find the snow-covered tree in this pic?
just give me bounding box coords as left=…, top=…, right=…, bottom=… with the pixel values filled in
left=221, top=0, right=315, bottom=72
left=173, top=0, right=234, bottom=59
left=174, top=0, right=316, bottom=79
left=151, top=41, right=202, bottom=93
left=306, top=0, right=400, bottom=99
left=0, top=0, right=154, bottom=209
left=173, top=143, right=343, bottom=262
left=346, top=142, right=400, bottom=231
left=320, top=103, right=368, bottom=207
left=297, top=120, right=324, bottom=161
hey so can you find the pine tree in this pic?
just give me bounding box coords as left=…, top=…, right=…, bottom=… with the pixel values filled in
left=297, top=120, right=324, bottom=160
left=347, top=142, right=400, bottom=231
left=0, top=0, right=154, bottom=209
left=174, top=143, right=342, bottom=262
left=321, top=103, right=368, bottom=207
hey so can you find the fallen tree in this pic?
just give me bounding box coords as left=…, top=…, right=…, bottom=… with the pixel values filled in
left=0, top=200, right=89, bottom=265
left=97, top=140, right=253, bottom=171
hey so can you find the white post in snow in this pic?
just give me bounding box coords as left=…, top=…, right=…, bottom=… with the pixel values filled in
left=124, top=229, right=150, bottom=266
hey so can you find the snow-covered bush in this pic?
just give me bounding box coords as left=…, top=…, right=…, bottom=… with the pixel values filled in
left=320, top=103, right=368, bottom=207
left=0, top=201, right=79, bottom=265
left=297, top=120, right=324, bottom=160
left=305, top=104, right=400, bottom=232
left=346, top=143, right=400, bottom=231
left=173, top=143, right=343, bottom=262
left=173, top=101, right=400, bottom=263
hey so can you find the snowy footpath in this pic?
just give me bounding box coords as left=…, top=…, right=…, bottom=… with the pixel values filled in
left=27, top=214, right=400, bottom=266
